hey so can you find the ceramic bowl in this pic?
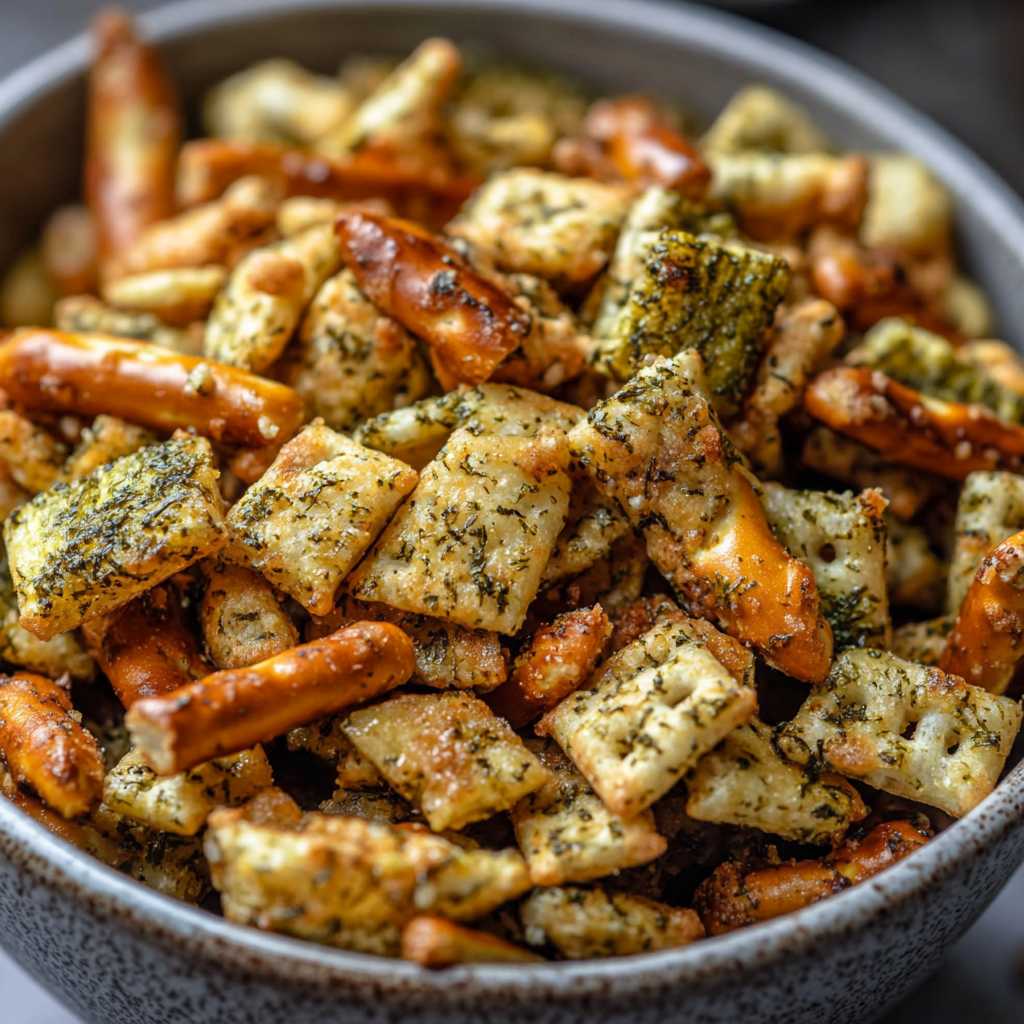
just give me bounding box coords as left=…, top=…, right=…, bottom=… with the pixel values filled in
left=1, top=2, right=1024, bottom=1022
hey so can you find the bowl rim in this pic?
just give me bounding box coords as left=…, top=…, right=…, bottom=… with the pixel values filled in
left=2, top=0, right=1024, bottom=994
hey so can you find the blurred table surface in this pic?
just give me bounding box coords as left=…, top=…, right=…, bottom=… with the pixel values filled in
left=1, top=0, right=1024, bottom=1021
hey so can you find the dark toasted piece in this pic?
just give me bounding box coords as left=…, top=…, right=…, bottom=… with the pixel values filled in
left=0, top=672, right=105, bottom=818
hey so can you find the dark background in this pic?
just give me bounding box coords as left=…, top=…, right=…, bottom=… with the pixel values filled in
left=0, top=1, right=1023, bottom=1021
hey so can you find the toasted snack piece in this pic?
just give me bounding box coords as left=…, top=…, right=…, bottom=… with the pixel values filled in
left=520, top=886, right=704, bottom=959
left=102, top=746, right=273, bottom=835
left=590, top=231, right=790, bottom=414
left=485, top=606, right=610, bottom=729
left=5, top=437, right=226, bottom=641
left=705, top=152, right=868, bottom=240
left=0, top=556, right=94, bottom=683
left=761, top=483, right=890, bottom=650
left=694, top=819, right=930, bottom=935
left=204, top=223, right=342, bottom=372
left=309, top=594, right=507, bottom=692
left=847, top=318, right=1024, bottom=422
left=0, top=249, right=58, bottom=328
left=0, top=459, right=30, bottom=523
left=204, top=808, right=530, bottom=954
left=947, top=471, right=1024, bottom=614
left=103, top=265, right=228, bottom=326
left=227, top=423, right=417, bottom=616
left=700, top=85, right=831, bottom=157
left=0, top=330, right=303, bottom=448
left=58, top=415, right=156, bottom=483
left=287, top=714, right=386, bottom=789
left=860, top=154, right=952, bottom=256
left=805, top=366, right=1024, bottom=480
left=198, top=557, right=299, bottom=670
left=0, top=411, right=67, bottom=493
left=511, top=739, right=665, bottom=886
left=886, top=515, right=947, bottom=612
left=81, top=582, right=210, bottom=708
left=344, top=691, right=548, bottom=831
left=401, top=916, right=542, bottom=967
left=569, top=350, right=832, bottom=682
left=41, top=205, right=99, bottom=297
left=685, top=717, right=867, bottom=844
left=0, top=672, right=105, bottom=818
left=85, top=11, right=180, bottom=260
left=126, top=622, right=415, bottom=775
left=890, top=617, right=951, bottom=666
left=940, top=529, right=1024, bottom=693
left=354, top=383, right=583, bottom=470
left=448, top=169, right=634, bottom=287
left=347, top=426, right=572, bottom=634
left=730, top=298, right=846, bottom=475
left=277, top=268, right=432, bottom=433
left=127, top=830, right=209, bottom=904
left=336, top=211, right=531, bottom=389
left=204, top=59, right=355, bottom=145
left=321, top=786, right=411, bottom=824
left=538, top=619, right=757, bottom=819
left=275, top=196, right=393, bottom=236
left=777, top=648, right=1022, bottom=817
left=106, top=175, right=281, bottom=280
left=800, top=425, right=938, bottom=521
left=52, top=295, right=204, bottom=355
left=962, top=339, right=1024, bottom=399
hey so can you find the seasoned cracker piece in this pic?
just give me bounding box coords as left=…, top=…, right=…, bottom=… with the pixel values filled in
left=0, top=411, right=67, bottom=493
left=204, top=223, right=343, bottom=372
left=947, top=471, right=1024, bottom=614
left=321, top=786, right=411, bottom=824
left=890, top=617, right=951, bottom=666
left=346, top=426, right=572, bottom=634
left=277, top=268, right=432, bottom=433
left=5, top=437, right=226, bottom=640
left=568, top=532, right=650, bottom=619
left=569, top=350, right=832, bottom=682
left=860, top=154, right=952, bottom=256
left=344, top=691, right=548, bottom=831
left=128, top=831, right=209, bottom=904
left=58, top=415, right=156, bottom=483
left=685, top=717, right=866, bottom=844
left=963, top=339, right=1024, bottom=399
left=53, top=295, right=204, bottom=355
left=700, top=85, right=832, bottom=157
left=776, top=648, right=1022, bottom=817
left=227, top=422, right=417, bottom=617
left=847, top=318, right=1024, bottom=422
left=353, top=383, right=583, bottom=470
left=511, top=739, right=665, bottom=885
left=590, top=230, right=790, bottom=415
left=102, top=746, right=273, bottom=835
left=198, top=556, right=299, bottom=670
left=448, top=168, right=634, bottom=286
left=801, top=425, right=939, bottom=521
left=538, top=619, right=757, bottom=819
left=204, top=808, right=529, bottom=954
left=401, top=915, right=542, bottom=966
left=761, top=483, right=890, bottom=650
left=309, top=594, right=507, bottom=692
left=287, top=714, right=386, bottom=789
left=520, top=886, right=704, bottom=959
left=886, top=515, right=947, bottom=611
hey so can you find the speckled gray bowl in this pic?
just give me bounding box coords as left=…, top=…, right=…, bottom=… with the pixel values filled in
left=1, top=2, right=1024, bottom=1022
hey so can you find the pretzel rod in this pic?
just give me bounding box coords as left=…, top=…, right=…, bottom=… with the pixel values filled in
left=805, top=366, right=1024, bottom=480
left=336, top=212, right=531, bottom=389
left=177, top=139, right=478, bottom=226
left=0, top=672, right=105, bottom=818
left=125, top=622, right=416, bottom=774
left=940, top=529, right=1024, bottom=693
left=0, top=329, right=303, bottom=447
left=82, top=583, right=210, bottom=708
left=86, top=11, right=181, bottom=261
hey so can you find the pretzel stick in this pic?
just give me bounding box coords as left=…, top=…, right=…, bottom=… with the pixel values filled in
left=0, top=672, right=105, bottom=818
left=336, top=212, right=531, bottom=389
left=86, top=11, right=181, bottom=262
left=805, top=366, right=1024, bottom=479
left=82, top=583, right=210, bottom=708
left=400, top=916, right=543, bottom=967
left=0, top=329, right=303, bottom=448
left=940, top=529, right=1024, bottom=693
left=126, top=622, right=415, bottom=774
